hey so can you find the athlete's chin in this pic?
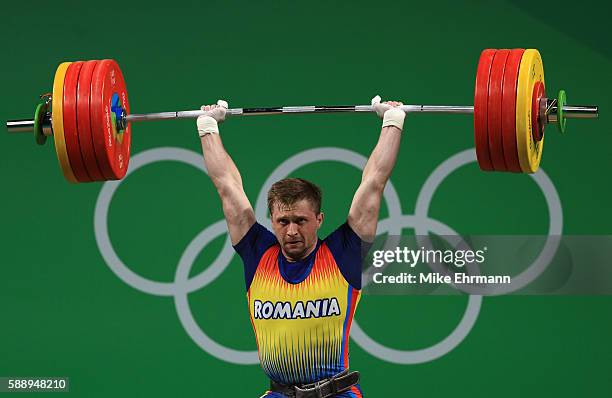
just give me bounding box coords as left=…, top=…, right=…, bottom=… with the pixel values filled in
left=284, top=244, right=306, bottom=259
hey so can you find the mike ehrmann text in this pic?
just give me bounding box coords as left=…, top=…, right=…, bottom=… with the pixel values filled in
left=372, top=272, right=511, bottom=285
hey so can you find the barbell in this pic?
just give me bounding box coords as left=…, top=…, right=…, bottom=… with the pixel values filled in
left=5, top=49, right=599, bottom=183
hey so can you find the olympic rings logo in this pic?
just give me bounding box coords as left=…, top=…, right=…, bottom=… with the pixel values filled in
left=94, top=146, right=562, bottom=365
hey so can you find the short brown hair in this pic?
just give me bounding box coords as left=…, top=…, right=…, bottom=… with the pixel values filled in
left=267, top=178, right=322, bottom=215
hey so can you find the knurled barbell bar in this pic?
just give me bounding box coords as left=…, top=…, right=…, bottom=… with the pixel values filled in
left=5, top=49, right=599, bottom=183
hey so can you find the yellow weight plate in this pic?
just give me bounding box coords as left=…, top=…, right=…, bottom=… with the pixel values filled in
left=52, top=62, right=77, bottom=183
left=515, top=49, right=545, bottom=173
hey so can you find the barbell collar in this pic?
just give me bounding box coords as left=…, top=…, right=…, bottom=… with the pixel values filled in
left=546, top=104, right=599, bottom=122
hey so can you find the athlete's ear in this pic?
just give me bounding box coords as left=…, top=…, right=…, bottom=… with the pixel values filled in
left=317, top=212, right=324, bottom=228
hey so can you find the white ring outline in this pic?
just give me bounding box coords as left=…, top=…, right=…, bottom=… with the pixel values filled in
left=352, top=215, right=482, bottom=364
left=94, top=147, right=236, bottom=296
left=253, top=147, right=403, bottom=234
left=414, top=149, right=563, bottom=295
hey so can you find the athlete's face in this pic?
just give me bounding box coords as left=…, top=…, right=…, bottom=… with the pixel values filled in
left=270, top=199, right=324, bottom=262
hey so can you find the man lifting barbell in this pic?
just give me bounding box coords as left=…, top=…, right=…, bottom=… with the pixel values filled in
left=197, top=96, right=406, bottom=398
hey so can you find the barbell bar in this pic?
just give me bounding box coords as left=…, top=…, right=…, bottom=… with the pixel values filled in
left=5, top=49, right=599, bottom=182
left=6, top=103, right=597, bottom=131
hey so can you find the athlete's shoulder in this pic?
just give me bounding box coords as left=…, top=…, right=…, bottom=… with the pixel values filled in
left=323, top=221, right=360, bottom=244
left=233, top=221, right=278, bottom=291
left=234, top=222, right=277, bottom=252
left=323, top=221, right=370, bottom=290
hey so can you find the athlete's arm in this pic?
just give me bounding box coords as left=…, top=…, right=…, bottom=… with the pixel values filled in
left=348, top=96, right=406, bottom=241
left=198, top=101, right=256, bottom=245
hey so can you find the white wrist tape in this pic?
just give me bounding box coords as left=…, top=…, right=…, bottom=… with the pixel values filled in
left=382, top=107, right=406, bottom=131
left=197, top=115, right=219, bottom=137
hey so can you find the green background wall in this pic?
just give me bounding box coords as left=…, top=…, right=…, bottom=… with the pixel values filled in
left=1, top=1, right=611, bottom=396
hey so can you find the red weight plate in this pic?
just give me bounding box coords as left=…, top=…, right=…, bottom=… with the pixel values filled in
left=531, top=81, right=545, bottom=142
left=474, top=49, right=496, bottom=171
left=63, top=61, right=91, bottom=182
left=487, top=49, right=510, bottom=171
left=90, top=59, right=131, bottom=180
left=77, top=60, right=105, bottom=181
left=501, top=49, right=525, bottom=173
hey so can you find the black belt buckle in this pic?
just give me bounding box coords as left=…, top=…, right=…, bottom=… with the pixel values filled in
left=295, top=380, right=323, bottom=398
left=294, top=381, right=325, bottom=398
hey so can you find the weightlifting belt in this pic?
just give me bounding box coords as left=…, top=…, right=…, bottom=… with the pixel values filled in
left=269, top=369, right=360, bottom=398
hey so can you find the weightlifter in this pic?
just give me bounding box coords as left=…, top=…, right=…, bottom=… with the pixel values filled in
left=196, top=96, right=406, bottom=398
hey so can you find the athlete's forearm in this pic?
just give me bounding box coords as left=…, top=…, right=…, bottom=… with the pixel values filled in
left=200, top=133, right=244, bottom=195
left=361, top=126, right=403, bottom=190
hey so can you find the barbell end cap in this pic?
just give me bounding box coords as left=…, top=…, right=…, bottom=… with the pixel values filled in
left=6, top=119, right=35, bottom=134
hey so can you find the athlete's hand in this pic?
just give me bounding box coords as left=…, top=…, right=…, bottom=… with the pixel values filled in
left=371, top=95, right=406, bottom=131
left=200, top=99, right=228, bottom=122
left=197, top=99, right=228, bottom=137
